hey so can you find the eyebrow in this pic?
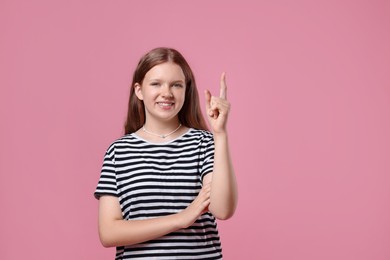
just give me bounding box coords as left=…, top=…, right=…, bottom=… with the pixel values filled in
left=172, top=80, right=185, bottom=83
left=148, top=79, right=185, bottom=83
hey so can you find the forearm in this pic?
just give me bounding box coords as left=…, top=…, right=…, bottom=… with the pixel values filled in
left=98, top=185, right=210, bottom=248
left=99, top=212, right=185, bottom=247
left=209, top=132, right=238, bottom=220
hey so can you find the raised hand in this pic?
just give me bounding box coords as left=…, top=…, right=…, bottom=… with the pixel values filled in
left=204, top=72, right=231, bottom=134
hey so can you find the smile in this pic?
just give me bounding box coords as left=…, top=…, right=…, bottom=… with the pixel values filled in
left=157, top=102, right=174, bottom=108
left=157, top=102, right=174, bottom=107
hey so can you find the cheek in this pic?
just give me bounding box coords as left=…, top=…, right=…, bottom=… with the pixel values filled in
left=143, top=89, right=158, bottom=100
left=178, top=93, right=186, bottom=105
left=177, top=89, right=186, bottom=101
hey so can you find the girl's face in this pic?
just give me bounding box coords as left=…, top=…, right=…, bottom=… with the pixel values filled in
left=135, top=62, right=186, bottom=124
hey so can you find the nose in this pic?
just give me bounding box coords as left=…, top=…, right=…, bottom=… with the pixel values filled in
left=161, top=84, right=173, bottom=98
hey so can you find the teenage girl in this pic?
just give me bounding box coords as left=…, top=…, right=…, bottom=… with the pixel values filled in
left=95, top=47, right=238, bottom=259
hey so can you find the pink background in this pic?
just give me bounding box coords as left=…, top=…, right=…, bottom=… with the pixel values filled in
left=1, top=0, right=389, bottom=259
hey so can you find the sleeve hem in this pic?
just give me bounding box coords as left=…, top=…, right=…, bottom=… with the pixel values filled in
left=94, top=192, right=118, bottom=200
left=201, top=170, right=213, bottom=182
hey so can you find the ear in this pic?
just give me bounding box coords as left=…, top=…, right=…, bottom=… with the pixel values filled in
left=134, top=83, right=144, bottom=100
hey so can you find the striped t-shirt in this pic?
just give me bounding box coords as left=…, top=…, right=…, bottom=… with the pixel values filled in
left=94, top=128, right=223, bottom=259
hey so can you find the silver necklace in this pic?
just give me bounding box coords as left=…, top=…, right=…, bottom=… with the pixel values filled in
left=142, top=124, right=182, bottom=139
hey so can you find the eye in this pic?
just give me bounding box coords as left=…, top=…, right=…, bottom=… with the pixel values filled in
left=150, top=82, right=160, bottom=86
left=173, top=83, right=184, bottom=88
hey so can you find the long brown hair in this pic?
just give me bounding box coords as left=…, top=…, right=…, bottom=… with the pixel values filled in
left=124, top=47, right=209, bottom=134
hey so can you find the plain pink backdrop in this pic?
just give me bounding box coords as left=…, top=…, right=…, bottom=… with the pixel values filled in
left=1, top=0, right=389, bottom=259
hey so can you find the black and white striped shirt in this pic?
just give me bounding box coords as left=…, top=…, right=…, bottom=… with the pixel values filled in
left=94, top=128, right=222, bottom=259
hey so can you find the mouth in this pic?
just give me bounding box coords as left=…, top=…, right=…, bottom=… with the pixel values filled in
left=157, top=102, right=175, bottom=109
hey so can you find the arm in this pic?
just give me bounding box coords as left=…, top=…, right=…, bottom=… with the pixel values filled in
left=204, top=73, right=238, bottom=220
left=98, top=183, right=211, bottom=247
left=203, top=133, right=237, bottom=220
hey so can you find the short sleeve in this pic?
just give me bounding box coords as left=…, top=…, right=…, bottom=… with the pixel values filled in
left=94, top=147, right=118, bottom=199
left=200, top=133, right=215, bottom=181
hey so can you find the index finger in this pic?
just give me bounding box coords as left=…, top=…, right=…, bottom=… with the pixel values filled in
left=219, top=72, right=227, bottom=99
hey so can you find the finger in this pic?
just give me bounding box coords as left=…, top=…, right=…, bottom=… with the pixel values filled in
left=203, top=184, right=211, bottom=193
left=201, top=199, right=211, bottom=214
left=205, top=91, right=216, bottom=118
left=204, top=90, right=211, bottom=110
left=219, top=72, right=227, bottom=99
left=210, top=96, right=223, bottom=118
left=201, top=186, right=211, bottom=197
left=203, top=179, right=212, bottom=186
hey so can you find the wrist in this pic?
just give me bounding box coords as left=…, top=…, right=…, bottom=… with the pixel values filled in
left=175, top=210, right=189, bottom=229
left=213, top=131, right=228, bottom=140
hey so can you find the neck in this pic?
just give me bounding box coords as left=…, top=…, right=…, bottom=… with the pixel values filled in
left=143, top=119, right=180, bottom=131
left=142, top=119, right=182, bottom=138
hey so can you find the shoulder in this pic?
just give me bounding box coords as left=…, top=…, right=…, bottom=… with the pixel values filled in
left=104, top=134, right=140, bottom=154
left=185, top=129, right=214, bottom=146
left=187, top=128, right=213, bottom=139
